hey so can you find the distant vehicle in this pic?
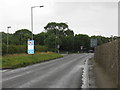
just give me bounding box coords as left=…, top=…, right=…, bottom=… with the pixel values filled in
left=88, top=50, right=94, bottom=53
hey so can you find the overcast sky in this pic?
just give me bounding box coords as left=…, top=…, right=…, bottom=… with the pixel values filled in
left=0, top=0, right=119, bottom=37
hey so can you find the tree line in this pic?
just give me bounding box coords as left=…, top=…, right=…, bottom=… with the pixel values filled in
left=1, top=22, right=118, bottom=55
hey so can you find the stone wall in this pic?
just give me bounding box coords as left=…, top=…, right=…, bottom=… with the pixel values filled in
left=94, top=39, right=120, bottom=87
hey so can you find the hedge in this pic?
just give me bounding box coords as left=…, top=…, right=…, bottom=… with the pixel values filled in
left=2, top=43, right=49, bottom=55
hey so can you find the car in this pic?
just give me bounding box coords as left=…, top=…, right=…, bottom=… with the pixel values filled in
left=88, top=50, right=94, bottom=53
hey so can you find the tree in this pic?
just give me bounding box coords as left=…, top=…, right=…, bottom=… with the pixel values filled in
left=2, top=32, right=7, bottom=44
left=34, top=32, right=48, bottom=45
left=60, top=35, right=74, bottom=52
left=44, top=22, right=57, bottom=34
left=13, top=29, right=32, bottom=45
left=44, top=22, right=73, bottom=36
left=64, top=29, right=74, bottom=36
left=44, top=34, right=62, bottom=50
left=74, top=34, right=90, bottom=52
left=57, top=22, right=68, bottom=31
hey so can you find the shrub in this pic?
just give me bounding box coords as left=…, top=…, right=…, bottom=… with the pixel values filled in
left=35, top=45, right=48, bottom=52
left=2, top=43, right=7, bottom=55
left=2, top=44, right=49, bottom=55
left=8, top=45, right=17, bottom=54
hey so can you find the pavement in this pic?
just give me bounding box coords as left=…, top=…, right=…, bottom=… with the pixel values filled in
left=2, top=53, right=94, bottom=88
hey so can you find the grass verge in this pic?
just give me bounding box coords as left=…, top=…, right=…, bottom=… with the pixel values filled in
left=1, top=52, right=63, bottom=69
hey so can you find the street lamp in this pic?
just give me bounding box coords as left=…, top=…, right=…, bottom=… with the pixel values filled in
left=55, top=26, right=60, bottom=53
left=31, top=5, right=44, bottom=40
left=7, top=26, right=11, bottom=54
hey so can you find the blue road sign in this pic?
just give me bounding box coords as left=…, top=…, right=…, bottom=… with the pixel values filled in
left=28, top=40, right=34, bottom=54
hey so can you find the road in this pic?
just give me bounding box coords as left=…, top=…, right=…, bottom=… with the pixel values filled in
left=2, top=53, right=93, bottom=88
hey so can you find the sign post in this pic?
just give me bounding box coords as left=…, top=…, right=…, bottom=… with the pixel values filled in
left=80, top=46, right=83, bottom=53
left=28, top=40, right=34, bottom=54
left=57, top=44, right=60, bottom=53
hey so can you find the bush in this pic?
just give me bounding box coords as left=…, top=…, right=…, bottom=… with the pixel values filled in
left=35, top=45, right=48, bottom=52
left=16, top=45, right=27, bottom=53
left=48, top=48, right=56, bottom=52
left=2, top=43, right=7, bottom=55
left=8, top=45, right=17, bottom=54
left=2, top=44, right=49, bottom=55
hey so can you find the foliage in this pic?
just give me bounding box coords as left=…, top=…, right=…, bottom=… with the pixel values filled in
left=1, top=22, right=118, bottom=54
left=44, top=34, right=62, bottom=51
left=2, top=43, right=7, bottom=55
left=13, top=29, right=32, bottom=45
left=74, top=34, right=90, bottom=51
left=35, top=45, right=48, bottom=52
left=2, top=44, right=48, bottom=55
left=60, top=35, right=74, bottom=51
left=44, top=22, right=74, bottom=36
left=34, top=32, right=48, bottom=45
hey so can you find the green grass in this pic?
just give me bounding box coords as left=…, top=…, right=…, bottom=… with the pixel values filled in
left=1, top=52, right=63, bottom=69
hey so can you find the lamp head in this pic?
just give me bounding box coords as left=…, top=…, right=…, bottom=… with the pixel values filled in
left=40, top=6, right=44, bottom=8
left=7, top=26, right=11, bottom=28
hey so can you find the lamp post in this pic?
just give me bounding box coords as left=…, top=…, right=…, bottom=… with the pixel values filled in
left=55, top=26, right=60, bottom=53
left=31, top=5, right=44, bottom=40
left=7, top=26, right=11, bottom=54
